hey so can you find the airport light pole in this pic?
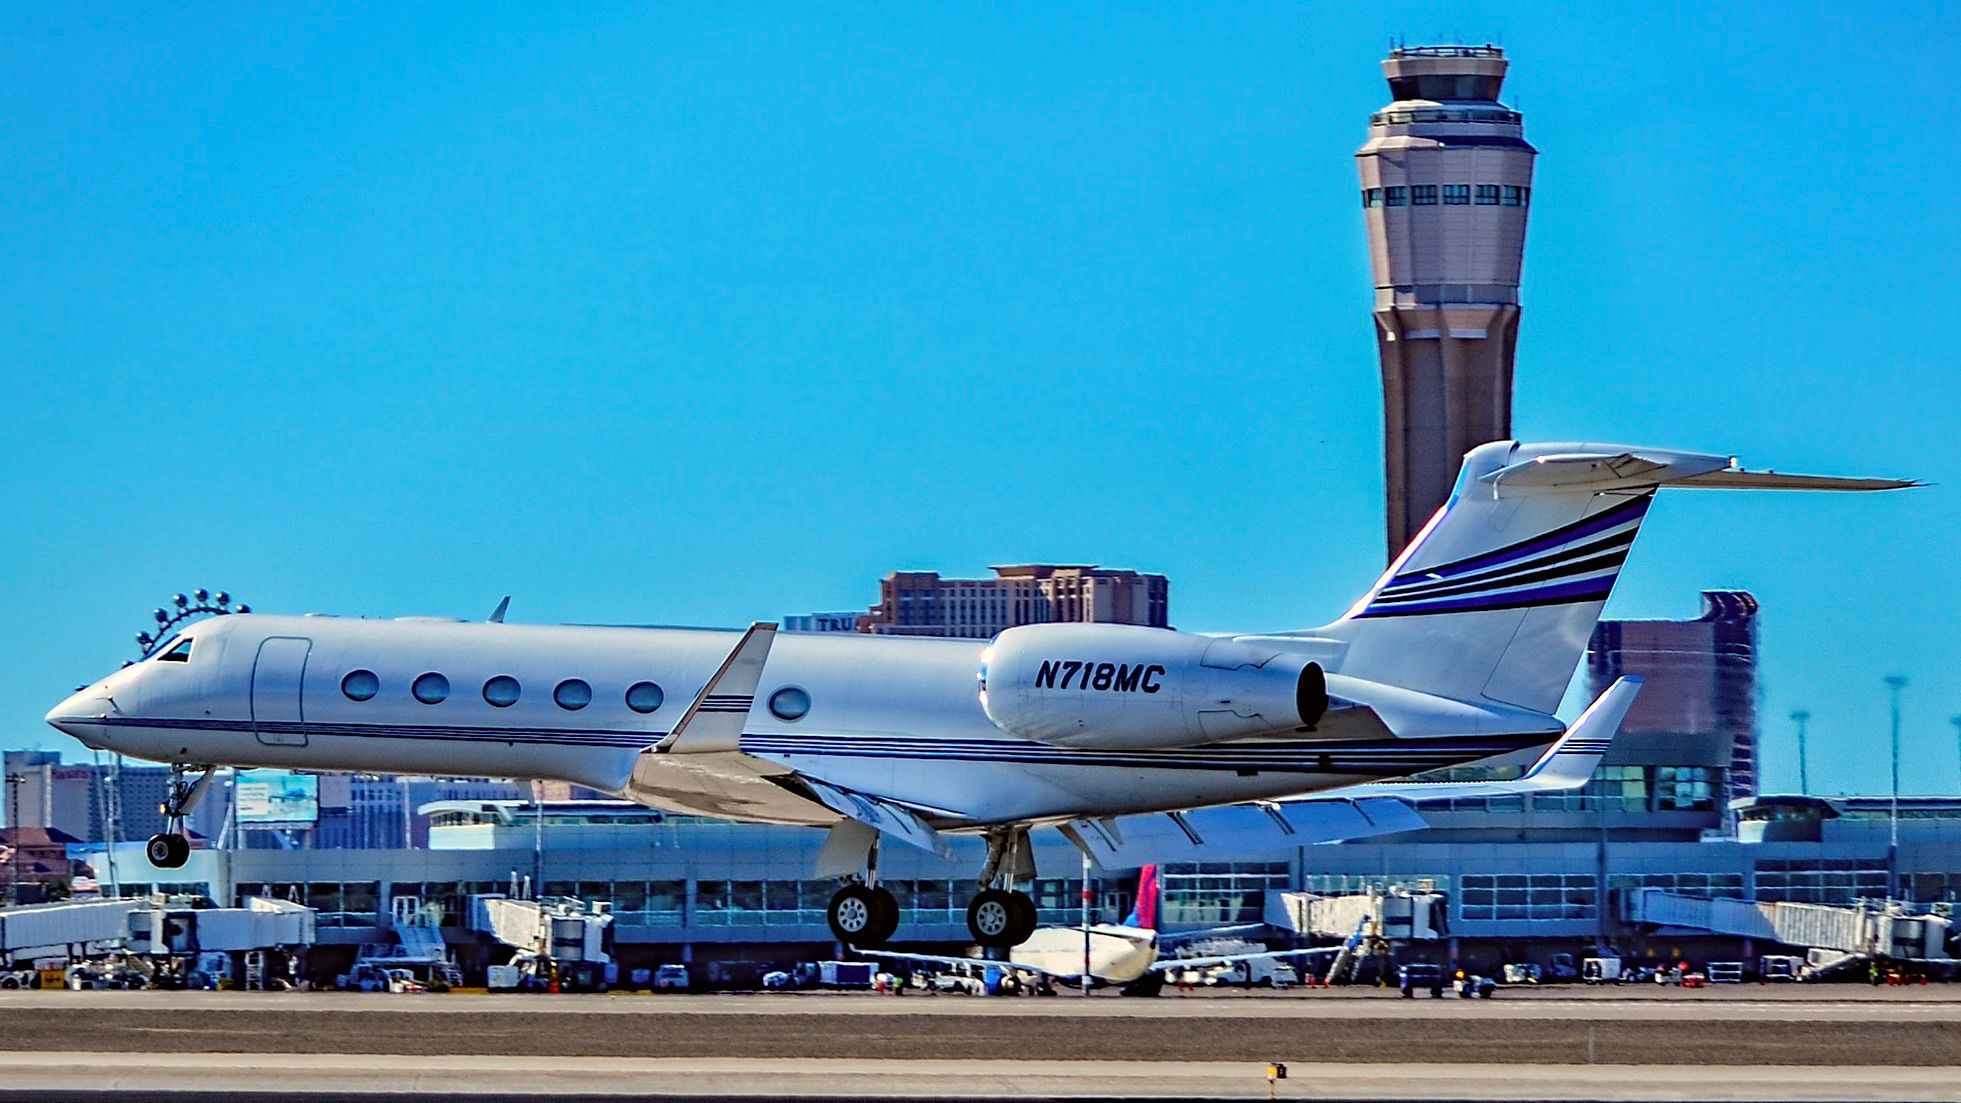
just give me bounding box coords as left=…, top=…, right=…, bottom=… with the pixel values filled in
left=4, top=771, right=22, bottom=905
left=1884, top=676, right=1907, bottom=900
left=1081, top=849, right=1092, bottom=997
left=1790, top=710, right=1812, bottom=795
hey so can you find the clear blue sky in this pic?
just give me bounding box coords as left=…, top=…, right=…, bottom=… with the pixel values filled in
left=4, top=3, right=1956, bottom=797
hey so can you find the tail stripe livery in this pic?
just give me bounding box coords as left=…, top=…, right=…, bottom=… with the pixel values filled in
left=1360, top=493, right=1651, bottom=618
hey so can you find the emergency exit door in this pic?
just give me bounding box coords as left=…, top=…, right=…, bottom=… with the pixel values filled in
left=251, top=637, right=312, bottom=747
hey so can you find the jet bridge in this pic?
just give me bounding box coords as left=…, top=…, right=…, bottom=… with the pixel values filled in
left=0, top=899, right=145, bottom=964
left=1623, top=890, right=1957, bottom=974
left=468, top=894, right=614, bottom=990
left=1265, top=886, right=1447, bottom=942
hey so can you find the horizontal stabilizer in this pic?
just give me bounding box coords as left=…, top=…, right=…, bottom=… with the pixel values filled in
left=1480, top=447, right=1918, bottom=495
left=1060, top=797, right=1427, bottom=869
left=1321, top=676, right=1641, bottom=802
left=1058, top=677, right=1642, bottom=869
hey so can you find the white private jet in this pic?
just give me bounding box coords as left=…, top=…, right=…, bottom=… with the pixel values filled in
left=45, top=442, right=1910, bottom=949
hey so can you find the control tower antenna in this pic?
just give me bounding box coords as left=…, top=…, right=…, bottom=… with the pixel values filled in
left=1358, top=45, right=1536, bottom=560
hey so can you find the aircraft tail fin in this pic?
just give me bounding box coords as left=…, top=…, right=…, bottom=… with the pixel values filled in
left=1306, top=442, right=1912, bottom=717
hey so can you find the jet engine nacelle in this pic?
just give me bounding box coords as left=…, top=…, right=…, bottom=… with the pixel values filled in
left=978, top=624, right=1327, bottom=750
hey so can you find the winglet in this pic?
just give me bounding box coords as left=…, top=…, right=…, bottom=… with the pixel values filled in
left=1512, top=675, right=1643, bottom=787
left=488, top=596, right=511, bottom=624
left=654, top=622, right=778, bottom=754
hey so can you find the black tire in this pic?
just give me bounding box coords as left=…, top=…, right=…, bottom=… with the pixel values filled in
left=145, top=834, right=187, bottom=869
left=1007, top=891, right=1037, bottom=942
left=864, top=886, right=900, bottom=947
left=968, top=889, right=1035, bottom=949
left=827, top=885, right=882, bottom=946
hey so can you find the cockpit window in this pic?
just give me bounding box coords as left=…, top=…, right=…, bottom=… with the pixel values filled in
left=157, top=638, right=193, bottom=663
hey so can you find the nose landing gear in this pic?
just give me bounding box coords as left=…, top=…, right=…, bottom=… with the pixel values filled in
left=146, top=763, right=214, bottom=870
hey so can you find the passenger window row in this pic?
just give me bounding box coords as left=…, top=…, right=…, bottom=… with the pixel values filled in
left=338, top=670, right=813, bottom=723
left=1363, top=184, right=1528, bottom=208
left=339, top=669, right=665, bottom=714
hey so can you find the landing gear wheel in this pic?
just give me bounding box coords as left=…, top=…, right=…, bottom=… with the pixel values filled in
left=828, top=885, right=897, bottom=947
left=866, top=886, right=900, bottom=946
left=146, top=833, right=189, bottom=869
left=968, top=888, right=1036, bottom=949
left=1008, top=890, right=1037, bottom=938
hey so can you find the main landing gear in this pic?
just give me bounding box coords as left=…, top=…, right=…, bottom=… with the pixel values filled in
left=965, top=827, right=1037, bottom=950
left=826, top=883, right=899, bottom=947
left=826, top=830, right=900, bottom=947
left=822, top=825, right=1041, bottom=950
left=146, top=763, right=214, bottom=870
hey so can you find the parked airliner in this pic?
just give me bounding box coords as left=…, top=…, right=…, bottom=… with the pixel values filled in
left=45, top=442, right=1909, bottom=948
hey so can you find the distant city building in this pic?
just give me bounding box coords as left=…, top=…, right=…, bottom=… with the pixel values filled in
left=1359, top=45, right=1536, bottom=558
left=3, top=750, right=170, bottom=842
left=780, top=612, right=864, bottom=633
left=1585, top=591, right=1761, bottom=820
left=857, top=565, right=1169, bottom=638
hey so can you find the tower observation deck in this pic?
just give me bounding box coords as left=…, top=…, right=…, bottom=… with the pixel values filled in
left=1359, top=45, right=1536, bottom=559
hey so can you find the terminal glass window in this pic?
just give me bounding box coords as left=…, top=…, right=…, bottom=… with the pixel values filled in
left=1383, top=186, right=1408, bottom=207
left=1475, top=184, right=1501, bottom=205
left=1654, top=766, right=1715, bottom=811
left=1442, top=184, right=1471, bottom=205
left=1459, top=873, right=1596, bottom=922
left=1411, top=184, right=1440, bottom=206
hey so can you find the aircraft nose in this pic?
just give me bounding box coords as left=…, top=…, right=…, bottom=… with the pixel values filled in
left=45, top=686, right=112, bottom=739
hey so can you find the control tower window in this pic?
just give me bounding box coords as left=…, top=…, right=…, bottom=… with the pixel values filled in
left=1503, top=186, right=1529, bottom=207
left=1476, top=185, right=1501, bottom=205
left=1384, top=186, right=1408, bottom=208
left=1362, top=188, right=1383, bottom=208
left=1443, top=184, right=1471, bottom=206
left=1411, top=185, right=1439, bottom=206
left=1389, top=74, right=1503, bottom=102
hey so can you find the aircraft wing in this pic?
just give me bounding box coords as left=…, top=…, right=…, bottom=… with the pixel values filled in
left=799, top=777, right=953, bottom=858
left=1060, top=677, right=1641, bottom=868
left=624, top=623, right=842, bottom=827
left=1150, top=946, right=1335, bottom=974
left=857, top=948, right=1083, bottom=982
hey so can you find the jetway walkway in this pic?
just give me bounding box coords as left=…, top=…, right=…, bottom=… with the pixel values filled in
left=1624, top=889, right=1957, bottom=969
left=0, top=899, right=143, bottom=963
left=468, top=895, right=613, bottom=965
left=1265, top=886, right=1447, bottom=942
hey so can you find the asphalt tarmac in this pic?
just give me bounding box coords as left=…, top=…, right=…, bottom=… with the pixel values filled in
left=0, top=988, right=1955, bottom=1100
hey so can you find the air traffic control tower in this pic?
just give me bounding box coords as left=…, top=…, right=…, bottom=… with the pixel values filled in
left=1359, top=45, right=1536, bottom=559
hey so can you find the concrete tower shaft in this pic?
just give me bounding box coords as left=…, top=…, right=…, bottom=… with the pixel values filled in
left=1359, top=45, right=1536, bottom=559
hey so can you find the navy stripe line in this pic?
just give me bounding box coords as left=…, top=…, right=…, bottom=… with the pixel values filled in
left=1389, top=494, right=1652, bottom=583
left=1372, top=549, right=1629, bottom=606
left=1376, top=527, right=1637, bottom=600
left=1356, top=576, right=1617, bottom=618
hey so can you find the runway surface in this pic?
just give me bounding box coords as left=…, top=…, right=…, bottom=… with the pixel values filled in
left=2, top=988, right=1956, bottom=1100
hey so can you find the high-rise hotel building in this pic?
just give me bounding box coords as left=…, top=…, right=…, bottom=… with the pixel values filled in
left=1359, top=45, right=1535, bottom=559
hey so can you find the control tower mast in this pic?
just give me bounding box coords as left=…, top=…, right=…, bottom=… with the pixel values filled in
left=1359, top=45, right=1536, bottom=559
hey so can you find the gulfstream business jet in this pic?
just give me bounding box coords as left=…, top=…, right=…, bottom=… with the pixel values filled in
left=46, top=442, right=1910, bottom=949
